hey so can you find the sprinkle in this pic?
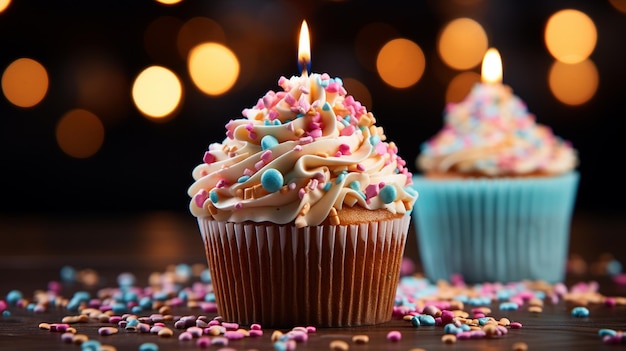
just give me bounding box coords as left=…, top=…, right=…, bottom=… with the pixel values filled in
left=261, top=135, right=279, bottom=150
left=202, top=151, right=215, bottom=164
left=571, top=306, right=590, bottom=317
left=386, top=330, right=401, bottom=342
left=329, top=340, right=349, bottom=350
left=379, top=185, right=397, bottom=204
left=138, top=343, right=159, bottom=351
left=352, top=334, right=370, bottom=344
left=260, top=168, right=283, bottom=193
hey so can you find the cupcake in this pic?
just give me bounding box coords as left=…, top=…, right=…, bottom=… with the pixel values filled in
left=188, top=72, right=417, bottom=327
left=413, top=50, right=579, bottom=284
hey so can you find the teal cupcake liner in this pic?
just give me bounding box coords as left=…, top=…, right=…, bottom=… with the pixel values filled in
left=411, top=172, right=579, bottom=284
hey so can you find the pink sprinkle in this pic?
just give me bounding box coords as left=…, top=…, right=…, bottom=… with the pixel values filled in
left=243, top=168, right=254, bottom=176
left=216, top=179, right=228, bottom=188
left=285, top=94, right=296, bottom=106
left=249, top=329, right=263, bottom=337
left=387, top=330, right=402, bottom=342
left=224, top=330, right=244, bottom=339
left=356, top=164, right=365, bottom=171
left=306, top=326, right=316, bottom=333
left=196, top=336, right=211, bottom=348
left=248, top=131, right=257, bottom=139
left=509, top=322, right=523, bottom=329
left=194, top=190, right=209, bottom=208
left=221, top=322, right=239, bottom=330
left=338, top=143, right=351, bottom=155
left=235, top=202, right=243, bottom=210
left=178, top=331, right=193, bottom=341
left=340, top=125, right=355, bottom=136
left=261, top=150, right=273, bottom=162
left=299, top=136, right=313, bottom=144
left=307, top=128, right=322, bottom=138
left=289, top=182, right=296, bottom=190
left=262, top=94, right=273, bottom=108
left=250, top=323, right=262, bottom=330
left=605, top=297, right=617, bottom=307
left=269, top=110, right=279, bottom=120
left=245, top=123, right=254, bottom=131
left=298, top=188, right=306, bottom=199
left=365, top=184, right=379, bottom=199
left=203, top=151, right=216, bottom=164
left=255, top=160, right=264, bottom=170
left=293, top=145, right=302, bottom=151
left=309, top=179, right=318, bottom=190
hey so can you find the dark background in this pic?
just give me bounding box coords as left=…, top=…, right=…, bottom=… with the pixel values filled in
left=1, top=0, right=624, bottom=219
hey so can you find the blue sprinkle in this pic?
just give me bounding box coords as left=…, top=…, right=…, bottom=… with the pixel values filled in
left=335, top=171, right=347, bottom=184
left=209, top=190, right=218, bottom=203
left=443, top=323, right=461, bottom=334
left=322, top=102, right=331, bottom=111
left=6, top=290, right=23, bottom=305
left=200, top=269, right=212, bottom=283
left=379, top=185, right=397, bottom=204
left=112, top=302, right=127, bottom=313
left=461, top=324, right=471, bottom=331
left=2, top=310, right=10, bottom=317
left=349, top=181, right=360, bottom=191
left=323, top=183, right=332, bottom=191
left=273, top=119, right=281, bottom=125
left=599, top=329, right=617, bottom=337
left=410, top=315, right=421, bottom=327
left=261, top=168, right=283, bottom=193
left=261, top=135, right=279, bottom=150
left=139, top=297, right=152, bottom=309
left=418, top=314, right=436, bottom=326
left=126, top=318, right=139, bottom=327
left=60, top=265, right=77, bottom=282
left=139, top=342, right=159, bottom=351
left=238, top=175, right=250, bottom=183
left=499, top=302, right=519, bottom=311
left=607, top=259, right=623, bottom=275
left=273, top=340, right=288, bottom=351
left=81, top=340, right=101, bottom=351
left=26, top=303, right=35, bottom=311
left=478, top=317, right=491, bottom=326
left=117, top=272, right=136, bottom=287
left=370, top=135, right=380, bottom=146
left=131, top=305, right=142, bottom=314
left=205, top=292, right=216, bottom=302
left=571, top=306, right=590, bottom=317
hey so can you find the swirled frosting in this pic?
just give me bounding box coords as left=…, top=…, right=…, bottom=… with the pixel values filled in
left=417, top=83, right=578, bottom=176
left=188, top=73, right=417, bottom=227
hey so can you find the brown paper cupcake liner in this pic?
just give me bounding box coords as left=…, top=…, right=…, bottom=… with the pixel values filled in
left=198, top=216, right=410, bottom=327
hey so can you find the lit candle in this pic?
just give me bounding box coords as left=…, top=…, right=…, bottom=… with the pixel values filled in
left=481, top=47, right=502, bottom=84
left=298, top=20, right=311, bottom=77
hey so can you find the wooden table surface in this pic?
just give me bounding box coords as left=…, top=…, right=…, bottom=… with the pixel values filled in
left=1, top=210, right=625, bottom=351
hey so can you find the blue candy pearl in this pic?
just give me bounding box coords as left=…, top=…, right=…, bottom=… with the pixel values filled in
left=379, top=185, right=397, bottom=204
left=261, top=135, right=279, bottom=150
left=261, top=168, right=283, bottom=193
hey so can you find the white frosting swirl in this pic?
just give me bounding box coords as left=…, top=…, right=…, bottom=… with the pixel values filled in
left=417, top=83, right=578, bottom=176
left=188, top=73, right=417, bottom=227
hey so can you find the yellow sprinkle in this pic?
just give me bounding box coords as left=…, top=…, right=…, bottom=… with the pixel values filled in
left=352, top=334, right=369, bottom=344
left=441, top=334, right=457, bottom=344
left=512, top=342, right=529, bottom=351
left=157, top=327, right=174, bottom=337
left=38, top=323, right=50, bottom=330
left=528, top=306, right=543, bottom=313
left=72, top=334, right=89, bottom=344
left=330, top=339, right=350, bottom=350
left=295, top=128, right=305, bottom=137
left=271, top=330, right=284, bottom=342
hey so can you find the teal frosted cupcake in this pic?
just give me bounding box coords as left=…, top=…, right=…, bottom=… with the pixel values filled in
left=412, top=79, right=579, bottom=284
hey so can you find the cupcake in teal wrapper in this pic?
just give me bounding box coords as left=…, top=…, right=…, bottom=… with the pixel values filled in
left=412, top=49, right=579, bottom=284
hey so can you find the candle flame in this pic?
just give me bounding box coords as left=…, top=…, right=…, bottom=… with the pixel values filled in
left=481, top=48, right=502, bottom=84
left=298, top=20, right=311, bottom=76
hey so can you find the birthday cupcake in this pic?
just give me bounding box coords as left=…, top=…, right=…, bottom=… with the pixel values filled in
left=412, top=50, right=579, bottom=284
left=188, top=72, right=417, bottom=327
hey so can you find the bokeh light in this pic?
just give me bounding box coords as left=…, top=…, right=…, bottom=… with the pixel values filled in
left=437, top=18, right=488, bottom=70
left=609, top=0, right=626, bottom=14
left=177, top=17, right=226, bottom=61
left=2, top=58, right=48, bottom=108
left=73, top=54, right=129, bottom=127
left=188, top=42, right=239, bottom=96
left=0, top=0, right=11, bottom=13
left=376, top=38, right=425, bottom=89
left=343, top=77, right=372, bottom=111
left=548, top=59, right=598, bottom=106
left=132, top=66, right=183, bottom=120
left=56, top=109, right=105, bottom=159
left=545, top=9, right=597, bottom=64
left=445, top=71, right=480, bottom=103
left=155, top=0, right=183, bottom=5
